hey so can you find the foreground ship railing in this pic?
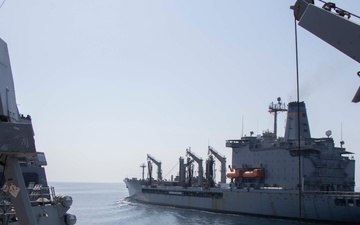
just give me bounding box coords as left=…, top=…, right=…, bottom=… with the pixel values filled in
left=0, top=183, right=76, bottom=224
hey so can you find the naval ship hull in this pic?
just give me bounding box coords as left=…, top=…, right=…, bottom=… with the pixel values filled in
left=125, top=100, right=360, bottom=224
left=125, top=178, right=360, bottom=224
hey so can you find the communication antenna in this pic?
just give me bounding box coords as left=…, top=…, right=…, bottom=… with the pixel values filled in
left=268, top=97, right=287, bottom=138
left=341, top=123, right=343, bottom=140
left=241, top=116, right=244, bottom=137
left=340, top=123, right=345, bottom=148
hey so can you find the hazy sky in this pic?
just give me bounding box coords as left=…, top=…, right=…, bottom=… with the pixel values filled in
left=0, top=0, right=359, bottom=184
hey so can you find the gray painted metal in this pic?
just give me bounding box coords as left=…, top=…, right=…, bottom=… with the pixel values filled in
left=125, top=100, right=360, bottom=224
left=147, top=154, right=162, bottom=181
left=125, top=179, right=360, bottom=223
left=208, top=146, right=226, bottom=183
left=0, top=123, right=36, bottom=154
left=292, top=1, right=360, bottom=104
left=353, top=86, right=360, bottom=103
left=296, top=2, right=360, bottom=63
left=0, top=38, right=76, bottom=224
left=0, top=39, right=19, bottom=122
left=186, top=148, right=203, bottom=186
left=2, top=156, right=36, bottom=225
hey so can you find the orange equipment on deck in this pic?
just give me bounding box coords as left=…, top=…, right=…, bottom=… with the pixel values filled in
left=226, top=169, right=243, bottom=178
left=242, top=169, right=263, bottom=178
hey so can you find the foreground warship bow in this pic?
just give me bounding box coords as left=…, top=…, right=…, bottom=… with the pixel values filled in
left=125, top=98, right=360, bottom=224
left=0, top=38, right=76, bottom=225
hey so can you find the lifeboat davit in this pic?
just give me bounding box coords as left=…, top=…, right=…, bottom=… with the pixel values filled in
left=226, top=169, right=243, bottom=178
left=242, top=169, right=263, bottom=178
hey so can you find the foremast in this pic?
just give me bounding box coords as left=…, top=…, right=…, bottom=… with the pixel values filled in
left=268, top=97, right=287, bottom=138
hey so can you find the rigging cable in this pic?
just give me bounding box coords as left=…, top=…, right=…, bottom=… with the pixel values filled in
left=163, top=161, right=179, bottom=180
left=294, top=17, right=302, bottom=225
left=0, top=0, right=6, bottom=9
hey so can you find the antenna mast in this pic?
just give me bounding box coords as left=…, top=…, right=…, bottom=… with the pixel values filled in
left=140, top=163, right=146, bottom=180
left=268, top=97, right=287, bottom=138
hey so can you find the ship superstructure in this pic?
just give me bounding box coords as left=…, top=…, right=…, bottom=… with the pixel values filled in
left=227, top=101, right=355, bottom=192
left=125, top=99, right=360, bottom=224
left=0, top=38, right=76, bottom=225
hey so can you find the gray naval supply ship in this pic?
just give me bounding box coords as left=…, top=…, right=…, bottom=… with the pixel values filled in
left=125, top=0, right=360, bottom=223
left=125, top=98, right=360, bottom=224
left=0, top=38, right=76, bottom=225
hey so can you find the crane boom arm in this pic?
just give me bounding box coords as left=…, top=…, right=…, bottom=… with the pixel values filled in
left=208, top=146, right=226, bottom=164
left=186, top=148, right=202, bottom=165
left=292, top=0, right=360, bottom=63
left=292, top=0, right=360, bottom=102
left=147, top=154, right=162, bottom=181
left=208, top=146, right=227, bottom=183
left=147, top=154, right=161, bottom=167
left=186, top=148, right=204, bottom=186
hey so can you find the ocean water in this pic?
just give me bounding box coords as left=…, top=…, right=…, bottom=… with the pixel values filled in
left=49, top=182, right=338, bottom=225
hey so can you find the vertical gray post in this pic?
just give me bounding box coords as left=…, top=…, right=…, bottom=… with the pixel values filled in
left=179, top=157, right=185, bottom=186
left=2, top=156, right=37, bottom=225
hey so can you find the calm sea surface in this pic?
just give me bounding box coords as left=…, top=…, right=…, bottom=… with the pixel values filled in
left=50, top=182, right=359, bottom=225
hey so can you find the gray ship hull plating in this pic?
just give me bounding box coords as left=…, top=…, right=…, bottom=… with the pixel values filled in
left=125, top=100, right=360, bottom=224
left=125, top=178, right=360, bottom=224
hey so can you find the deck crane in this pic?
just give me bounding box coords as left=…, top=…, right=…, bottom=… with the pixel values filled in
left=186, top=157, right=195, bottom=187
left=147, top=154, right=162, bottom=181
left=186, top=147, right=203, bottom=186
left=291, top=0, right=360, bottom=102
left=178, top=156, right=195, bottom=186
left=178, top=157, right=186, bottom=186
left=208, top=146, right=227, bottom=184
